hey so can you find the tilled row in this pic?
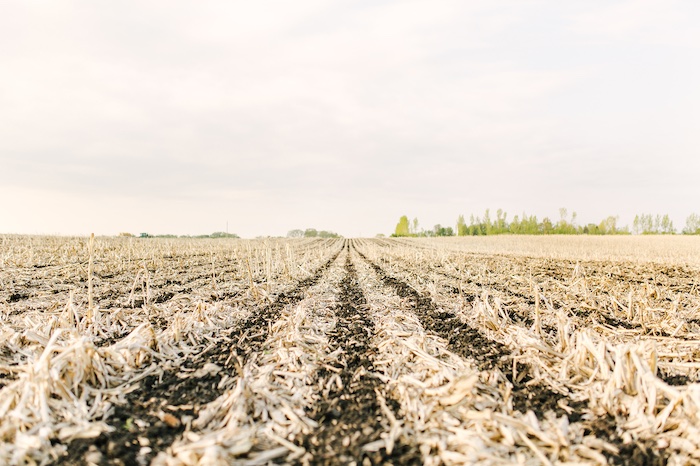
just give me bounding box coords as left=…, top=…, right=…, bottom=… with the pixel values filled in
left=365, top=241, right=635, bottom=334
left=351, top=251, right=554, bottom=463
left=366, top=238, right=698, bottom=337
left=155, top=248, right=348, bottom=464
left=46, top=239, right=681, bottom=464
left=300, top=249, right=421, bottom=465
left=355, top=249, right=574, bottom=417
left=145, top=243, right=417, bottom=464
left=353, top=246, right=666, bottom=465
left=59, top=245, right=344, bottom=465
left=364, top=241, right=700, bottom=390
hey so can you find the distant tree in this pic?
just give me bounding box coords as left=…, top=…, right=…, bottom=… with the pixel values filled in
left=683, top=213, right=700, bottom=234
left=598, top=216, right=618, bottom=235
left=404, top=208, right=652, bottom=237
left=509, top=215, right=520, bottom=234
left=642, top=214, right=654, bottom=234
left=542, top=217, right=554, bottom=234
left=456, top=215, right=467, bottom=236
left=210, top=232, right=240, bottom=238
left=557, top=208, right=568, bottom=231
left=583, top=223, right=599, bottom=234
left=432, top=224, right=454, bottom=236
left=633, top=215, right=643, bottom=234
left=394, top=216, right=410, bottom=237
left=555, top=208, right=578, bottom=234
left=410, top=217, right=420, bottom=235
left=634, top=213, right=674, bottom=234
left=288, top=228, right=339, bottom=238
left=482, top=209, right=492, bottom=234
left=659, top=214, right=675, bottom=234
left=494, top=209, right=508, bottom=234
left=467, top=215, right=479, bottom=235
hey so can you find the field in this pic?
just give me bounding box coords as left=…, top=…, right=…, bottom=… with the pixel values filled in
left=1, top=235, right=700, bottom=465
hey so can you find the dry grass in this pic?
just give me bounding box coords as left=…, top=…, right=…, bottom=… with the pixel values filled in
left=397, top=235, right=700, bottom=266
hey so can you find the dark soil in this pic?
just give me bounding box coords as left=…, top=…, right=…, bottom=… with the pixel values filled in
left=302, top=246, right=422, bottom=465
left=658, top=372, right=698, bottom=386
left=358, top=249, right=584, bottom=420
left=7, top=291, right=30, bottom=302
left=585, top=417, right=667, bottom=466
left=599, top=314, right=640, bottom=330
left=357, top=247, right=669, bottom=465
left=57, top=247, right=343, bottom=465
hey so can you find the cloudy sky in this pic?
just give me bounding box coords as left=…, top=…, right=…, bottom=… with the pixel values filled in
left=1, top=1, right=698, bottom=237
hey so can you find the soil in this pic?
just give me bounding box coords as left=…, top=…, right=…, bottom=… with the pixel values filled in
left=356, top=244, right=670, bottom=465
left=2, top=236, right=691, bottom=464
left=358, top=250, right=584, bottom=420
left=57, top=249, right=342, bottom=465
left=301, top=245, right=422, bottom=465
left=585, top=417, right=667, bottom=466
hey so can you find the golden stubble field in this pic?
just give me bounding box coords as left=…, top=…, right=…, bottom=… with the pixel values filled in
left=1, top=234, right=699, bottom=465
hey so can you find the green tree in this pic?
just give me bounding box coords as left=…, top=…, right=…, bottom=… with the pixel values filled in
left=555, top=208, right=578, bottom=234
left=394, top=216, right=410, bottom=237
left=411, top=218, right=420, bottom=235
left=633, top=213, right=674, bottom=234
left=542, top=217, right=554, bottom=234
left=633, top=215, right=644, bottom=234
left=318, top=230, right=340, bottom=238
left=433, top=224, right=454, bottom=236
left=598, top=216, right=618, bottom=235
left=659, top=215, right=675, bottom=234
left=643, top=214, right=654, bottom=234
left=482, top=209, right=492, bottom=234
left=509, top=215, right=521, bottom=234
left=523, top=214, right=539, bottom=234
left=495, top=209, right=507, bottom=234
left=210, top=232, right=240, bottom=238
left=456, top=215, right=467, bottom=236
left=683, top=213, right=700, bottom=234
left=583, top=223, right=600, bottom=234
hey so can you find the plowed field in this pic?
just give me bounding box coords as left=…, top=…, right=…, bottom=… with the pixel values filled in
left=1, top=235, right=700, bottom=465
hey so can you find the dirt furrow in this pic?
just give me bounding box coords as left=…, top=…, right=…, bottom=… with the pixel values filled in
left=357, top=249, right=571, bottom=416
left=302, top=246, right=421, bottom=465
left=59, top=247, right=343, bottom=466
left=356, top=249, right=667, bottom=466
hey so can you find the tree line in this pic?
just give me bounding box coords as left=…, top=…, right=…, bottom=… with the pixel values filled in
left=287, top=228, right=341, bottom=238
left=393, top=210, right=700, bottom=237
left=118, top=232, right=240, bottom=238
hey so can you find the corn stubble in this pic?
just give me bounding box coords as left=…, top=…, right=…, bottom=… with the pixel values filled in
left=0, top=234, right=699, bottom=465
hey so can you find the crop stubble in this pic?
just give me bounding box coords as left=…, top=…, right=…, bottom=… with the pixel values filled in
left=1, top=235, right=700, bottom=464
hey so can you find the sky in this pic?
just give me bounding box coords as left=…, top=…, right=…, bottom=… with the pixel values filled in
left=1, top=1, right=699, bottom=237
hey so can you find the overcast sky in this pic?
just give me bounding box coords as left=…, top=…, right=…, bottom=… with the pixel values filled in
left=1, top=1, right=698, bottom=237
